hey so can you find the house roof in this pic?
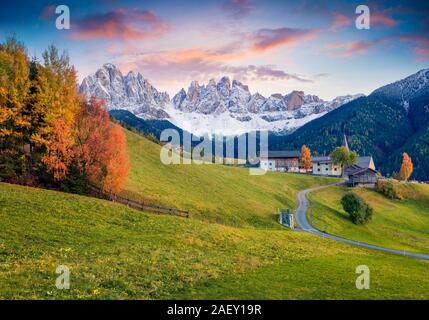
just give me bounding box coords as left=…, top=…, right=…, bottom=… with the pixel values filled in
left=312, top=155, right=374, bottom=167
left=348, top=167, right=378, bottom=177
left=263, top=151, right=300, bottom=159
left=312, top=156, right=333, bottom=164
left=356, top=156, right=373, bottom=169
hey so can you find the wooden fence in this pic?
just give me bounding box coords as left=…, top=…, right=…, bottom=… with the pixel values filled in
left=89, top=185, right=190, bottom=218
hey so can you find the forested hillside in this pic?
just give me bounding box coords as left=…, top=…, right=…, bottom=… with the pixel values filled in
left=272, top=69, right=429, bottom=180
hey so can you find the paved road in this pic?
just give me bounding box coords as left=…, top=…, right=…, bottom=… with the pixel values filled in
left=295, top=184, right=429, bottom=261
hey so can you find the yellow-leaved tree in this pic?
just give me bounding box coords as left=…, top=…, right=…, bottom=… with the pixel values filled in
left=300, top=145, right=312, bottom=171
left=399, top=152, right=413, bottom=181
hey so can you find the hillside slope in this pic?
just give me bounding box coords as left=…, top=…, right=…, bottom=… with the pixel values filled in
left=1, top=182, right=429, bottom=299
left=308, top=185, right=429, bottom=254
left=122, top=129, right=336, bottom=228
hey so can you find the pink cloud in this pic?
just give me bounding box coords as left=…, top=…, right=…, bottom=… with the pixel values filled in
left=399, top=35, right=429, bottom=61
left=330, top=13, right=352, bottom=30
left=109, top=25, right=317, bottom=87
left=399, top=35, right=429, bottom=48
left=326, top=39, right=386, bottom=58
left=329, top=9, right=398, bottom=31
left=115, top=43, right=311, bottom=88
left=69, top=9, right=169, bottom=40
left=249, top=27, right=318, bottom=53
left=414, top=47, right=429, bottom=60
left=371, top=12, right=398, bottom=28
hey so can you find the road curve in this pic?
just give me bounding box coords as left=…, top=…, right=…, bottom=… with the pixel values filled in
left=295, top=184, right=429, bottom=261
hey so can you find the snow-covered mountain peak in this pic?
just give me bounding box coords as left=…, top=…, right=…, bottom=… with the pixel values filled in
left=372, top=68, right=429, bottom=111
left=79, top=63, right=170, bottom=119
left=80, top=64, right=364, bottom=136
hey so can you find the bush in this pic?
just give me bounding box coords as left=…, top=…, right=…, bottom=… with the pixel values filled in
left=376, top=179, right=406, bottom=200
left=341, top=193, right=373, bottom=225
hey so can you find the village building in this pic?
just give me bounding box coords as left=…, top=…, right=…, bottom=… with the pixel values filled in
left=312, top=156, right=342, bottom=176
left=259, top=151, right=301, bottom=172
left=260, top=136, right=380, bottom=186
left=347, top=167, right=379, bottom=187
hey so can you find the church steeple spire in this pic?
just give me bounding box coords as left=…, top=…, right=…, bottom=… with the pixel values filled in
left=343, top=134, right=350, bottom=151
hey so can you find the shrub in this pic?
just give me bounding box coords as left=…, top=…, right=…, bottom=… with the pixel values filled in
left=376, top=179, right=406, bottom=200
left=341, top=193, right=373, bottom=225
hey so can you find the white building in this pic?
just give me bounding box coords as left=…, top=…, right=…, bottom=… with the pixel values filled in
left=312, top=156, right=342, bottom=176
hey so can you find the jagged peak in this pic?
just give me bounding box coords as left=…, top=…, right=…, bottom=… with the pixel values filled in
left=218, top=76, right=231, bottom=84
left=125, top=70, right=136, bottom=78
left=102, top=63, right=119, bottom=70
left=269, top=93, right=283, bottom=99
left=232, top=79, right=249, bottom=91
left=252, top=92, right=266, bottom=98
left=189, top=80, right=200, bottom=88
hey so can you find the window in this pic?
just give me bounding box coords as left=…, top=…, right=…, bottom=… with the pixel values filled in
left=326, top=168, right=329, bottom=171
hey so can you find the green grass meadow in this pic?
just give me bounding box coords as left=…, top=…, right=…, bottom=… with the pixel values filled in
left=307, top=185, right=429, bottom=254
left=122, top=130, right=337, bottom=228
left=1, top=130, right=428, bottom=299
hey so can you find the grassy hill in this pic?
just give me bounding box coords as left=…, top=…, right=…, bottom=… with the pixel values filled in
left=122, top=130, right=336, bottom=228
left=1, top=130, right=429, bottom=299
left=307, top=185, right=429, bottom=254
left=1, top=182, right=429, bottom=299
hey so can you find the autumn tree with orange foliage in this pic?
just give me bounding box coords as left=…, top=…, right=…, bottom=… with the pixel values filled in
left=75, top=98, right=130, bottom=193
left=0, top=38, right=33, bottom=182
left=36, top=46, right=81, bottom=181
left=1, top=38, right=129, bottom=194
left=300, top=145, right=312, bottom=171
left=102, top=123, right=130, bottom=193
left=399, top=152, right=413, bottom=181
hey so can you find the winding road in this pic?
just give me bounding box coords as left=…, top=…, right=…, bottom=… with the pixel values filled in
left=295, top=184, right=429, bottom=261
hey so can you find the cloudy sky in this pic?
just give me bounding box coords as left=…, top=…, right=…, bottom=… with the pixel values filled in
left=1, top=0, right=428, bottom=100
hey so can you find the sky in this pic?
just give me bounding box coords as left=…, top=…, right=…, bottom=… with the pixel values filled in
left=1, top=0, right=429, bottom=100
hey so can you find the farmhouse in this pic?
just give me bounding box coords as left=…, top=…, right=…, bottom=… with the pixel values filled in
left=347, top=167, right=378, bottom=187
left=260, top=150, right=301, bottom=172
left=312, top=156, right=342, bottom=176
left=312, top=155, right=377, bottom=177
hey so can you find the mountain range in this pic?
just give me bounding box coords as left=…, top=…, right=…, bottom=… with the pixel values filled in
left=79, top=64, right=362, bottom=136
left=80, top=63, right=429, bottom=180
